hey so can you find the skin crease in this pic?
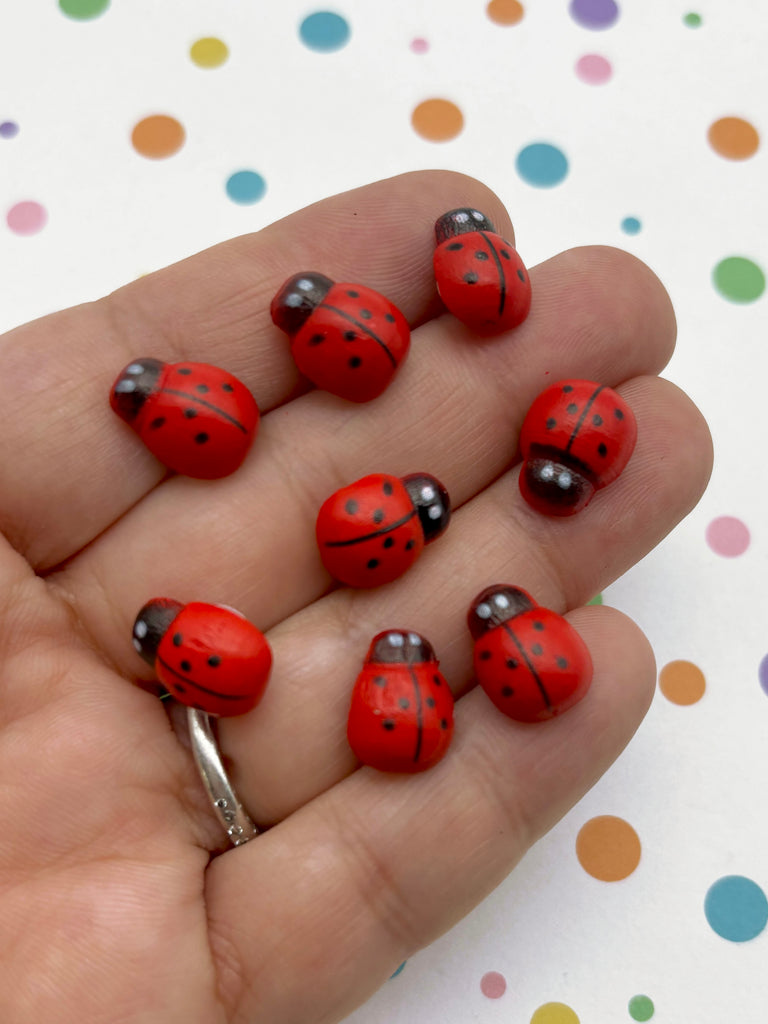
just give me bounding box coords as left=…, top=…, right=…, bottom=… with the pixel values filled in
left=0, top=170, right=712, bottom=1024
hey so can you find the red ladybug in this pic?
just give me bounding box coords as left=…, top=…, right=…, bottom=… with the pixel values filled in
left=270, top=272, right=410, bottom=402
left=110, top=358, right=259, bottom=479
left=469, top=585, right=592, bottom=723
left=316, top=472, right=450, bottom=588
left=132, top=598, right=272, bottom=717
left=347, top=630, right=454, bottom=772
left=433, top=208, right=532, bottom=333
left=518, top=379, right=637, bottom=516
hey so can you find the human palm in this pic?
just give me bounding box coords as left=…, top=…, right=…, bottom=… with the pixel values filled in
left=0, top=171, right=712, bottom=1024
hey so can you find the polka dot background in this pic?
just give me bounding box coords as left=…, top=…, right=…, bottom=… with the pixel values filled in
left=1, top=1, right=767, bottom=1022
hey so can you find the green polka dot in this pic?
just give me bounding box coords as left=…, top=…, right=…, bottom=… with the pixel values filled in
left=713, top=257, right=765, bottom=303
left=588, top=593, right=603, bottom=605
left=629, top=994, right=655, bottom=1021
left=683, top=12, right=702, bottom=26
left=59, top=0, right=110, bottom=18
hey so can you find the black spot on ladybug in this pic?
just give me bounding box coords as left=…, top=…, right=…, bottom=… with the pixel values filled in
left=208, top=655, right=221, bottom=667
left=405, top=539, right=415, bottom=551
left=426, top=697, right=436, bottom=708
left=384, top=313, right=395, bottom=322
left=556, top=656, right=568, bottom=669
left=177, top=368, right=192, bottom=376
left=533, top=621, right=545, bottom=631
left=347, top=290, right=359, bottom=298
left=367, top=558, right=379, bottom=570
left=517, top=269, right=526, bottom=282
left=447, top=242, right=463, bottom=251
left=614, top=408, right=624, bottom=420
left=475, top=251, right=489, bottom=261
left=383, top=537, right=394, bottom=548
left=383, top=719, right=396, bottom=730
left=309, top=333, right=325, bottom=346
left=373, top=675, right=387, bottom=687
left=383, top=481, right=393, bottom=495
left=563, top=384, right=573, bottom=393
left=195, top=433, right=210, bottom=444
left=196, top=384, right=209, bottom=393
left=349, top=356, right=362, bottom=368
left=440, top=718, right=448, bottom=730
left=359, top=309, right=373, bottom=320
left=343, top=330, right=356, bottom=341
left=222, top=383, right=234, bottom=392
left=433, top=674, right=442, bottom=686
left=463, top=272, right=479, bottom=284
left=184, top=408, right=197, bottom=419
left=501, top=686, right=514, bottom=697
left=345, top=498, right=358, bottom=514
left=593, top=414, right=603, bottom=426
left=531, top=643, right=543, bottom=656
left=501, top=249, right=511, bottom=259
left=567, top=403, right=578, bottom=414
left=506, top=658, right=519, bottom=669
left=373, top=508, right=384, bottom=524
left=398, top=697, right=410, bottom=709
left=598, top=442, right=608, bottom=457
left=180, top=660, right=192, bottom=672
left=480, top=650, right=492, bottom=661
left=150, top=417, right=166, bottom=429
left=546, top=417, right=556, bottom=429
left=172, top=633, right=183, bottom=646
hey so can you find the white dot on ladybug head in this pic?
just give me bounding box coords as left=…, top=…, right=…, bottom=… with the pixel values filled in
left=285, top=293, right=302, bottom=308
left=134, top=619, right=148, bottom=638
left=541, top=464, right=555, bottom=481
left=114, top=379, right=136, bottom=394
left=557, top=470, right=573, bottom=490
left=297, top=278, right=314, bottom=292
left=428, top=505, right=442, bottom=520
left=420, top=485, right=435, bottom=502
left=471, top=210, right=484, bottom=221
left=494, top=594, right=510, bottom=610
left=388, top=632, right=405, bottom=647
left=407, top=632, right=421, bottom=647
left=132, top=637, right=143, bottom=652
left=476, top=602, right=492, bottom=619
left=125, top=363, right=144, bottom=375
left=455, top=211, right=470, bottom=223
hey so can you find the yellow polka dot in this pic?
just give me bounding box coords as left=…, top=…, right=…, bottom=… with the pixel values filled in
left=411, top=98, right=464, bottom=142
left=708, top=117, right=759, bottom=159
left=487, top=0, right=525, bottom=25
left=131, top=115, right=185, bottom=159
left=190, top=36, right=229, bottom=68
left=530, top=1002, right=580, bottom=1024
left=576, top=816, right=641, bottom=882
left=659, top=660, right=706, bottom=705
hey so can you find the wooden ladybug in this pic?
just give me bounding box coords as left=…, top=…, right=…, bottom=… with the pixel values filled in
left=132, top=598, right=272, bottom=717
left=518, top=380, right=637, bottom=516
left=433, top=208, right=532, bottom=333
left=110, top=358, right=259, bottom=479
left=469, top=585, right=592, bottom=723
left=270, top=272, right=410, bottom=402
left=316, top=472, right=450, bottom=588
left=347, top=630, right=454, bottom=773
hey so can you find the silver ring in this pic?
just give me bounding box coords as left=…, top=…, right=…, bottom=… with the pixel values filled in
left=187, top=707, right=260, bottom=846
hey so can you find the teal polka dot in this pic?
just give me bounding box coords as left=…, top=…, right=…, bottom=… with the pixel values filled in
left=515, top=143, right=569, bottom=188
left=299, top=11, right=351, bottom=52
left=226, top=170, right=266, bottom=205
left=704, top=875, right=768, bottom=942
left=621, top=216, right=642, bottom=235
left=390, top=961, right=407, bottom=978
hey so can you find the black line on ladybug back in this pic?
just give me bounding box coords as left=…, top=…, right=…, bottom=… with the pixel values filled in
left=408, top=665, right=424, bottom=763
left=320, top=304, right=398, bottom=368
left=323, top=508, right=418, bottom=547
left=500, top=623, right=552, bottom=711
left=478, top=230, right=506, bottom=317
left=158, top=389, right=249, bottom=433
left=565, top=385, right=606, bottom=453
left=156, top=656, right=249, bottom=702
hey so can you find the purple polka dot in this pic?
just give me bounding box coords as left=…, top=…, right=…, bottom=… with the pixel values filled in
left=6, top=200, right=48, bottom=236
left=480, top=971, right=507, bottom=998
left=705, top=516, right=750, bottom=557
left=569, top=0, right=620, bottom=29
left=575, top=53, right=613, bottom=83
left=0, top=120, right=19, bottom=139
left=410, top=37, right=429, bottom=53
left=759, top=654, right=768, bottom=697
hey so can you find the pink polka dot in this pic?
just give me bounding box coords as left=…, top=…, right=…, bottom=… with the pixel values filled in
left=575, top=54, right=613, bottom=84
left=6, top=200, right=48, bottom=236
left=410, top=37, right=429, bottom=53
left=706, top=515, right=751, bottom=557
left=480, top=971, right=507, bottom=998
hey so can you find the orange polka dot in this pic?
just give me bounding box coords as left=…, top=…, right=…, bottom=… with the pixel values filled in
left=131, top=115, right=186, bottom=159
left=708, top=117, right=760, bottom=160
left=576, top=816, right=641, bottom=882
left=659, top=660, right=706, bottom=705
left=487, top=0, right=524, bottom=24
left=411, top=99, right=464, bottom=142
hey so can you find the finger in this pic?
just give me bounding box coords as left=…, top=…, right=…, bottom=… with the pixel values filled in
left=0, top=170, right=510, bottom=569
left=204, top=605, right=655, bottom=1024
left=57, top=245, right=677, bottom=673
left=219, top=374, right=710, bottom=823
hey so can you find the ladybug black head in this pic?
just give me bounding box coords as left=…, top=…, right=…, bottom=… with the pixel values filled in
left=468, top=585, right=536, bottom=640
left=270, top=272, right=334, bottom=335
left=521, top=456, right=595, bottom=516
left=434, top=208, right=496, bottom=245
left=368, top=630, right=436, bottom=665
left=403, top=473, right=451, bottom=544
left=110, top=358, right=164, bottom=423
left=132, top=597, right=184, bottom=667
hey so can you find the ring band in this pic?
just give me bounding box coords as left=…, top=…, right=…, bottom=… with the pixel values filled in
left=187, top=707, right=260, bottom=846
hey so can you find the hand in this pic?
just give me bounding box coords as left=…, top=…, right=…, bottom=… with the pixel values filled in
left=0, top=170, right=712, bottom=1024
